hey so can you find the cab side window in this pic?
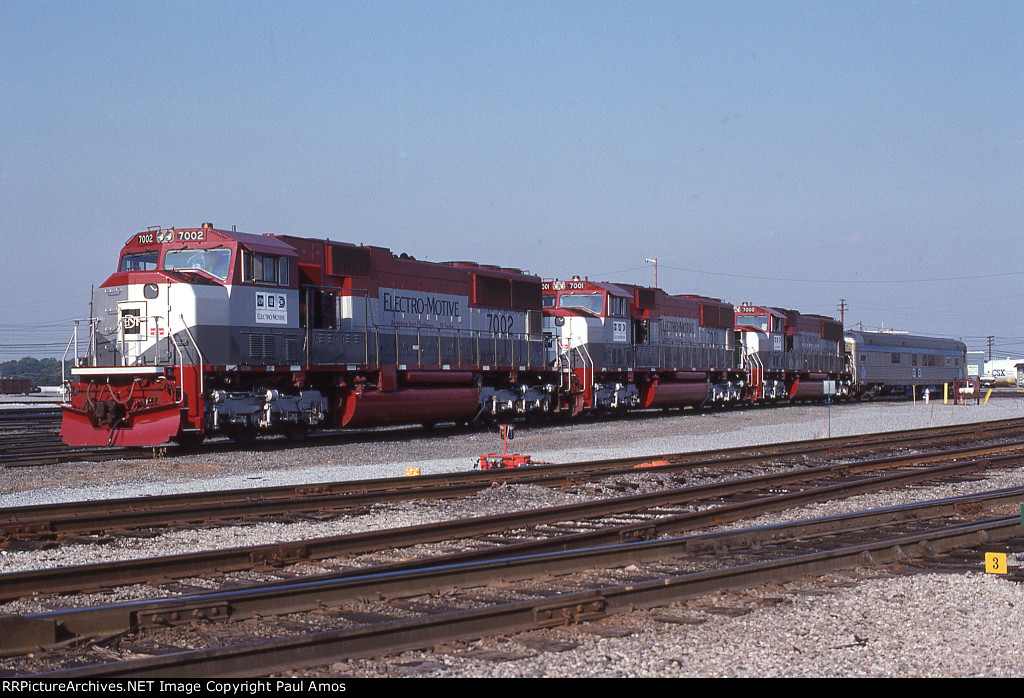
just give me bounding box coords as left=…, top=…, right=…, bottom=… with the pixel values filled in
left=243, top=251, right=289, bottom=285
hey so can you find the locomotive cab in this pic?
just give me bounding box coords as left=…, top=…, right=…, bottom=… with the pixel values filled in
left=542, top=279, right=742, bottom=413
left=96, top=224, right=301, bottom=368
left=542, top=280, right=633, bottom=368
left=735, top=305, right=789, bottom=400
left=736, top=303, right=849, bottom=402
left=61, top=225, right=326, bottom=447
left=542, top=279, right=637, bottom=413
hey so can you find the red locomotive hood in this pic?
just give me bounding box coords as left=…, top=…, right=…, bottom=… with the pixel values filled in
left=99, top=269, right=222, bottom=288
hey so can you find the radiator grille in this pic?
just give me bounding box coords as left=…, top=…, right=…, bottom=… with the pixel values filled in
left=284, top=337, right=299, bottom=363
left=248, top=334, right=276, bottom=361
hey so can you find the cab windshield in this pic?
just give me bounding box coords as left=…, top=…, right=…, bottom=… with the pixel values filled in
left=558, top=293, right=603, bottom=316
left=745, top=315, right=770, bottom=332
left=119, top=251, right=159, bottom=272
left=163, top=247, right=232, bottom=280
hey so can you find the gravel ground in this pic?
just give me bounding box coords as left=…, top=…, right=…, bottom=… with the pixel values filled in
left=2, top=396, right=1024, bottom=677
left=4, top=396, right=1023, bottom=504
left=336, top=570, right=1024, bottom=678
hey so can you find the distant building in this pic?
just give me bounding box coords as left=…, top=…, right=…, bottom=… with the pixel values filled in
left=966, top=351, right=985, bottom=381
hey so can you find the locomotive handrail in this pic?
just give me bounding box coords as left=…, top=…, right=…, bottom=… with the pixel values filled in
left=580, top=340, right=594, bottom=393
left=364, top=292, right=370, bottom=365
left=102, top=313, right=200, bottom=405
left=748, top=350, right=765, bottom=398
left=361, top=325, right=541, bottom=371
left=60, top=321, right=80, bottom=402
left=88, top=313, right=97, bottom=367
left=115, top=315, right=129, bottom=366
left=179, top=314, right=205, bottom=402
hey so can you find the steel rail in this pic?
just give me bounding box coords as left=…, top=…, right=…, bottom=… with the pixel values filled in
left=4, top=421, right=1024, bottom=540
left=3, top=407, right=1022, bottom=470
left=27, top=515, right=1023, bottom=678
left=7, top=415, right=1008, bottom=516
left=5, top=485, right=1022, bottom=655
left=0, top=408, right=116, bottom=468
left=2, top=444, right=1022, bottom=600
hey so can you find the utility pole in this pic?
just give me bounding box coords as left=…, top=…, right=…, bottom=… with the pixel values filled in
left=837, top=298, right=847, bottom=325
left=645, top=258, right=658, bottom=288
left=987, top=336, right=994, bottom=361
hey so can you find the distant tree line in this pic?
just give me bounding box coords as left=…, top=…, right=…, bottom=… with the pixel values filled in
left=0, top=357, right=69, bottom=387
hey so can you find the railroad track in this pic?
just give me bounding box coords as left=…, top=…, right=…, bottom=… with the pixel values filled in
left=0, top=409, right=119, bottom=467
left=2, top=436, right=1023, bottom=601
left=3, top=406, right=1024, bottom=469
left=4, top=419, right=1024, bottom=676
left=11, top=487, right=1023, bottom=677
left=4, top=417, right=1024, bottom=541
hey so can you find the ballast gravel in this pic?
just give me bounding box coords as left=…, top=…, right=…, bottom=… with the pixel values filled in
left=342, top=571, right=1024, bottom=678
left=2, top=397, right=1024, bottom=677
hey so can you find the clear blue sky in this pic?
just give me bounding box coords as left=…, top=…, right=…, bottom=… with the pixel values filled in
left=2, top=0, right=1021, bottom=361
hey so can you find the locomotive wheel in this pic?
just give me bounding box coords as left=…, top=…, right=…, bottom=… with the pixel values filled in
left=174, top=432, right=205, bottom=450
left=232, top=426, right=258, bottom=446
left=285, top=424, right=309, bottom=442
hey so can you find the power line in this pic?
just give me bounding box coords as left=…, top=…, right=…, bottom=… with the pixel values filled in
left=655, top=263, right=1024, bottom=285
left=587, top=259, right=1024, bottom=286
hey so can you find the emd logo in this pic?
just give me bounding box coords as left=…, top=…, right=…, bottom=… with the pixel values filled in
left=121, top=309, right=141, bottom=334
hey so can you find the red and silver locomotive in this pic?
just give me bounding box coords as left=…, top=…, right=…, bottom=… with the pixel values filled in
left=62, top=224, right=553, bottom=446
left=541, top=278, right=744, bottom=414
left=734, top=303, right=850, bottom=402
left=61, top=224, right=852, bottom=448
